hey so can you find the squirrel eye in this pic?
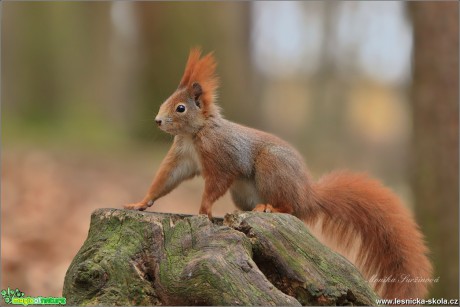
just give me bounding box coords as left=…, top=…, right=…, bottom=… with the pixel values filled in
left=176, top=104, right=186, bottom=113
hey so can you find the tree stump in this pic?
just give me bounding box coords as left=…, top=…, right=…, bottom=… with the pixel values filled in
left=62, top=208, right=379, bottom=306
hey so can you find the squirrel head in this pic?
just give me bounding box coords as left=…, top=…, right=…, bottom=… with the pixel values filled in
left=155, top=47, right=219, bottom=135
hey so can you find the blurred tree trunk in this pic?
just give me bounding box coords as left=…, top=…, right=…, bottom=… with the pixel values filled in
left=104, top=2, right=140, bottom=135
left=307, top=1, right=349, bottom=170
left=409, top=1, right=459, bottom=299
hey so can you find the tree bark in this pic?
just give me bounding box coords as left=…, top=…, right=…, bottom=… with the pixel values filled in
left=62, top=209, right=378, bottom=306
left=409, top=1, right=459, bottom=299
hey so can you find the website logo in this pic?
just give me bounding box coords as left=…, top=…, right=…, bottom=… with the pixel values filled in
left=1, top=288, right=66, bottom=306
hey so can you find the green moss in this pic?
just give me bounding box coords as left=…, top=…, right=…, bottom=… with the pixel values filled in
left=63, top=209, right=160, bottom=305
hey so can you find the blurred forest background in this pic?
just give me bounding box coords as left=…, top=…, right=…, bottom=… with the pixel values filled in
left=1, top=1, right=458, bottom=300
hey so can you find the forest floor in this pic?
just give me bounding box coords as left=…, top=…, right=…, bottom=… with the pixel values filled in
left=1, top=143, right=234, bottom=297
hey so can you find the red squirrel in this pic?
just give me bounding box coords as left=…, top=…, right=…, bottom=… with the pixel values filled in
left=124, top=48, right=432, bottom=299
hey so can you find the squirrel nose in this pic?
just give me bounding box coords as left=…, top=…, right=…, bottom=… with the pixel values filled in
left=155, top=118, right=162, bottom=126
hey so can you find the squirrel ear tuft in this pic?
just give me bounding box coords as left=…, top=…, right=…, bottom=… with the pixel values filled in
left=178, top=47, right=219, bottom=115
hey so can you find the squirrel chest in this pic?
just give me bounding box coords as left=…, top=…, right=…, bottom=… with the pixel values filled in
left=176, top=136, right=203, bottom=175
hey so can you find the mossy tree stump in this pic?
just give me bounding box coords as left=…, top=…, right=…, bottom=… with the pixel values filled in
left=63, top=209, right=379, bottom=306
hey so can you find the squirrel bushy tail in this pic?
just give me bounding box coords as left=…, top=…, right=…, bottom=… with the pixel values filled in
left=303, top=171, right=432, bottom=299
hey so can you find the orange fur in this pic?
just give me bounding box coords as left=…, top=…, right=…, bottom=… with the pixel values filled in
left=125, top=48, right=432, bottom=300
left=253, top=204, right=288, bottom=213
left=308, top=171, right=432, bottom=299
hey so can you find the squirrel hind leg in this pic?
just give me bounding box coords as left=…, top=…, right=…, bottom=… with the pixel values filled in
left=230, top=178, right=265, bottom=211
left=253, top=203, right=272, bottom=212
left=253, top=203, right=292, bottom=214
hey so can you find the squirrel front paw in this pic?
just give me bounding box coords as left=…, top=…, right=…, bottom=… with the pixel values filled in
left=124, top=200, right=154, bottom=211
left=199, top=206, right=213, bottom=220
